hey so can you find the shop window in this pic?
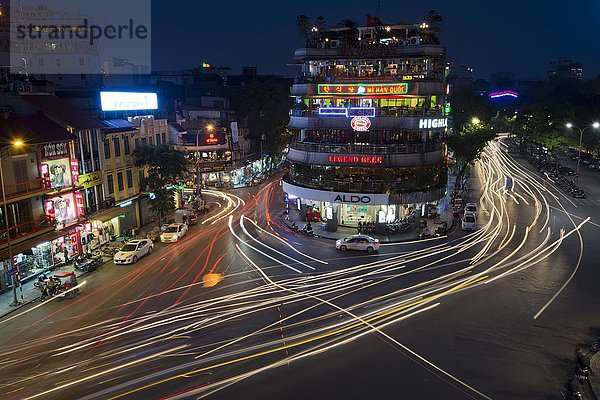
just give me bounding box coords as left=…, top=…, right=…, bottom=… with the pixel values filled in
left=156, top=133, right=161, bottom=145
left=104, top=139, right=111, bottom=159
left=124, top=136, right=131, bottom=155
left=148, top=136, right=153, bottom=145
left=141, top=137, right=147, bottom=147
left=135, top=138, right=139, bottom=150
left=113, top=137, right=121, bottom=157
left=107, top=174, right=114, bottom=195
left=126, top=169, right=133, bottom=188
left=162, top=132, right=167, bottom=144
left=117, top=172, right=124, bottom=192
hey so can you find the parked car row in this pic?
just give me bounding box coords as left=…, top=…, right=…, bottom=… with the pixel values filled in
left=113, top=212, right=198, bottom=265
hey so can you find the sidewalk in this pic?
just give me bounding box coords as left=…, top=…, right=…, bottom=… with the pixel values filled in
left=280, top=198, right=456, bottom=244
left=0, top=255, right=111, bottom=320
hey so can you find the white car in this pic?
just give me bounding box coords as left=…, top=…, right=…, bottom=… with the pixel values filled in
left=113, top=239, right=153, bottom=264
left=335, top=235, right=380, bottom=253
left=461, top=214, right=477, bottom=231
left=464, top=203, right=478, bottom=215
left=160, top=223, right=188, bottom=243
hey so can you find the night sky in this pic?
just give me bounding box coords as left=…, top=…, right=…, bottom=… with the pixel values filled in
left=152, top=0, right=600, bottom=81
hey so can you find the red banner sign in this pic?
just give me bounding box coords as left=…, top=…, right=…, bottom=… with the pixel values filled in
left=328, top=155, right=383, bottom=164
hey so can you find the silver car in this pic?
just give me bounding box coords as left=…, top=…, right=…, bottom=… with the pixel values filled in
left=335, top=235, right=380, bottom=253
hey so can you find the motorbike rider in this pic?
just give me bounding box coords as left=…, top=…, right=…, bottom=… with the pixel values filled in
left=45, top=276, right=58, bottom=296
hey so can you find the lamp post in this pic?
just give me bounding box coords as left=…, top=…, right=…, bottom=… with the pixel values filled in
left=195, top=124, right=215, bottom=193
left=566, top=122, right=600, bottom=182
left=1, top=140, right=25, bottom=306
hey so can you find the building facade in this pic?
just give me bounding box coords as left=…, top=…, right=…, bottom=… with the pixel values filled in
left=0, top=113, right=82, bottom=290
left=284, top=21, right=449, bottom=229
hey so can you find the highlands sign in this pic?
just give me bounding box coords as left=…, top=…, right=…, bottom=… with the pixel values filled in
left=419, top=118, right=448, bottom=129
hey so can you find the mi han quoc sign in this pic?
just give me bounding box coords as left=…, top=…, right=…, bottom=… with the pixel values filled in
left=317, top=83, right=408, bottom=96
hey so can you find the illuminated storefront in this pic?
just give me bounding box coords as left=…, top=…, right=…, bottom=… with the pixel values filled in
left=39, top=140, right=86, bottom=264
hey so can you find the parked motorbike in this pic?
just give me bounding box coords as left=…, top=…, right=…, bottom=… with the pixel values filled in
left=147, top=227, right=161, bottom=242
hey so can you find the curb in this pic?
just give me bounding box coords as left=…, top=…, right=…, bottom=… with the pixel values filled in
left=279, top=219, right=457, bottom=244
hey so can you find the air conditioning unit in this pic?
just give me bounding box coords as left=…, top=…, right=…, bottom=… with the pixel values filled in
left=408, top=36, right=422, bottom=46
left=330, top=40, right=341, bottom=49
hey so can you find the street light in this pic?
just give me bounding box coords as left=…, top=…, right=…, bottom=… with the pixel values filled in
left=566, top=122, right=600, bottom=181
left=195, top=124, right=216, bottom=193
left=1, top=139, right=25, bottom=306
left=471, top=117, right=481, bottom=125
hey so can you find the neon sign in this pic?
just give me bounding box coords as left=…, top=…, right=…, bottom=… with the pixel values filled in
left=318, top=107, right=376, bottom=118
left=351, top=117, right=371, bottom=131
left=348, top=107, right=375, bottom=117
left=319, top=107, right=348, bottom=116
left=206, top=133, right=219, bottom=144
left=419, top=118, right=448, bottom=129
left=318, top=83, right=408, bottom=96
left=328, top=155, right=383, bottom=164
left=489, top=90, right=519, bottom=99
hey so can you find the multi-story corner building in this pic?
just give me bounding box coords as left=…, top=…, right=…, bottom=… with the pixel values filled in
left=0, top=112, right=81, bottom=290
left=284, top=21, right=449, bottom=230
left=100, top=115, right=172, bottom=230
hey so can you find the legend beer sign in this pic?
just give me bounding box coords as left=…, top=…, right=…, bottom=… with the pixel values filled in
left=328, top=155, right=383, bottom=164
left=318, top=83, right=408, bottom=96
left=419, top=117, right=448, bottom=129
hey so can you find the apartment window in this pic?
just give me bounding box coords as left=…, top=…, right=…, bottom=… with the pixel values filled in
left=104, top=139, right=111, bottom=159
left=117, top=172, right=124, bottom=191
left=113, top=137, right=121, bottom=157
left=123, top=136, right=131, bottom=155
left=107, top=174, right=114, bottom=195
left=126, top=169, right=133, bottom=188
left=148, top=136, right=153, bottom=145
left=162, top=132, right=167, bottom=144
left=141, top=137, right=147, bottom=147
left=135, top=138, right=139, bottom=150
left=156, top=133, right=161, bottom=145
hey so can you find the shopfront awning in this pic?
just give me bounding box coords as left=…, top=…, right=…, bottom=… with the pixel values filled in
left=89, top=207, right=126, bottom=223
left=0, top=230, right=65, bottom=260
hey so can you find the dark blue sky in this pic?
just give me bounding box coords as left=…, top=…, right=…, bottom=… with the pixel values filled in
left=152, top=0, right=600, bottom=80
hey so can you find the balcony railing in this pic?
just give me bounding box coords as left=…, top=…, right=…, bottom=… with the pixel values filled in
left=83, top=197, right=116, bottom=217
left=290, top=107, right=443, bottom=118
left=294, top=72, right=445, bottom=85
left=285, top=174, right=445, bottom=195
left=0, top=178, right=51, bottom=203
left=0, top=215, right=56, bottom=245
left=289, top=140, right=443, bottom=155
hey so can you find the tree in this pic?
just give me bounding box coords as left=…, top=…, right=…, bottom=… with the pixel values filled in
left=235, top=79, right=294, bottom=159
left=315, top=16, right=326, bottom=31
left=446, top=121, right=497, bottom=178
left=135, top=144, right=189, bottom=222
left=449, top=86, right=494, bottom=133
left=424, top=10, right=444, bottom=33
left=296, top=15, right=310, bottom=40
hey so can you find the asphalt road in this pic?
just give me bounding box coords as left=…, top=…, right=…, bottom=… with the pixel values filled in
left=0, top=141, right=599, bottom=400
